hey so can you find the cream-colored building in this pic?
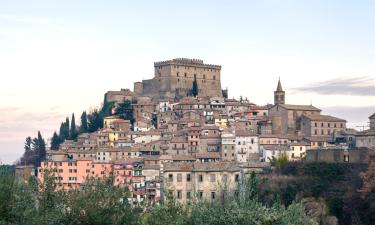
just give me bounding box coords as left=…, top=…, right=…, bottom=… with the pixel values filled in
left=290, top=142, right=310, bottom=161
left=163, top=162, right=241, bottom=204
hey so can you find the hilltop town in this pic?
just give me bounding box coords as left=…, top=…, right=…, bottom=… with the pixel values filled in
left=18, top=58, right=375, bottom=206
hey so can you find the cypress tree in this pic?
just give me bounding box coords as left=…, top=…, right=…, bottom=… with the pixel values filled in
left=21, top=137, right=34, bottom=165
left=80, top=111, right=88, bottom=133
left=50, top=132, right=60, bottom=150
left=70, top=113, right=78, bottom=140
left=36, top=131, right=46, bottom=166
left=192, top=77, right=198, bottom=97
left=58, top=122, right=65, bottom=141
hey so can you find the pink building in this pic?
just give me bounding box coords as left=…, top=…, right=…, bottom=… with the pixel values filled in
left=38, top=159, right=113, bottom=190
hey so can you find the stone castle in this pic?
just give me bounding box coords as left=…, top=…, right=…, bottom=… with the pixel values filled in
left=133, top=58, right=223, bottom=100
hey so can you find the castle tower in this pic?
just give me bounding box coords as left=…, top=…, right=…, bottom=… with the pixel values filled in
left=274, top=78, right=285, bottom=105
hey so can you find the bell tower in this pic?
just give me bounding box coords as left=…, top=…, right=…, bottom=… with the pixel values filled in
left=274, top=78, right=285, bottom=105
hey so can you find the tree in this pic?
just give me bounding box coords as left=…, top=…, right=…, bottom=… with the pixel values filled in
left=20, top=137, right=34, bottom=165
left=35, top=131, right=46, bottom=166
left=70, top=113, right=78, bottom=140
left=80, top=111, right=88, bottom=133
left=59, top=118, right=70, bottom=141
left=88, top=109, right=102, bottom=132
left=116, top=100, right=134, bottom=122
left=192, top=77, right=198, bottom=97
left=360, top=152, right=375, bottom=197
left=64, top=117, right=70, bottom=139
left=50, top=132, right=60, bottom=150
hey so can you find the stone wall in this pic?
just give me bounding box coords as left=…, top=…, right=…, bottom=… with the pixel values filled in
left=135, top=58, right=223, bottom=100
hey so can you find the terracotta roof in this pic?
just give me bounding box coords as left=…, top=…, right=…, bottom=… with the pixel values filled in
left=171, top=155, right=196, bottom=161
left=164, top=162, right=240, bottom=172
left=304, top=136, right=330, bottom=142
left=195, top=152, right=221, bottom=158
left=235, top=130, right=257, bottom=137
left=278, top=104, right=321, bottom=111
left=261, top=144, right=290, bottom=151
left=303, top=114, right=346, bottom=122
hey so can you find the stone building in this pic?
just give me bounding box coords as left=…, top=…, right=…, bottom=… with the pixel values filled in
left=300, top=114, right=346, bottom=138
left=356, top=113, right=375, bottom=149
left=163, top=162, right=241, bottom=204
left=269, top=79, right=322, bottom=135
left=306, top=148, right=369, bottom=163
left=104, top=89, right=134, bottom=104
left=370, top=113, right=375, bottom=129
left=274, top=78, right=285, bottom=105
left=134, top=58, right=223, bottom=100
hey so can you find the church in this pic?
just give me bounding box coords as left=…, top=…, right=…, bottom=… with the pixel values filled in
left=268, top=79, right=346, bottom=140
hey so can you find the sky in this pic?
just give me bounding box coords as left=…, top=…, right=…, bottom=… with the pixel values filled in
left=1, top=0, right=375, bottom=164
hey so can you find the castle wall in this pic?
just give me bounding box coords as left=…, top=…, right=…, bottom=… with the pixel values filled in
left=137, top=58, right=223, bottom=100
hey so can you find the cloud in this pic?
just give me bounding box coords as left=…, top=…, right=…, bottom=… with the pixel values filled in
left=0, top=107, right=66, bottom=142
left=292, top=76, right=375, bottom=96
left=322, top=105, right=375, bottom=128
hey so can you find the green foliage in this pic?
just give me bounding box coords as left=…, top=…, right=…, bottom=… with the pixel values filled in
left=0, top=171, right=315, bottom=225
left=69, top=113, right=78, bottom=140
left=270, top=153, right=289, bottom=173
left=302, top=162, right=346, bottom=181
left=88, top=109, right=102, bottom=132
left=50, top=132, right=59, bottom=150
left=79, top=111, right=88, bottom=133
left=115, top=100, right=134, bottom=123
left=191, top=77, right=198, bottom=97
left=19, top=132, right=46, bottom=166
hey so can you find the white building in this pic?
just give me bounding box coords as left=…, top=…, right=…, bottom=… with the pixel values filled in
left=234, top=130, right=260, bottom=162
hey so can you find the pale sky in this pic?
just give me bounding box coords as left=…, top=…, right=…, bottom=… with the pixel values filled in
left=1, top=0, right=375, bottom=164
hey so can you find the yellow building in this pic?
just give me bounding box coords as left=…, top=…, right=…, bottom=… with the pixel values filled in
left=289, top=142, right=310, bottom=161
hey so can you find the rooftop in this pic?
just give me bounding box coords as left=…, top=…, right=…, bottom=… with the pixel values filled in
left=277, top=104, right=321, bottom=111
left=303, top=114, right=346, bottom=122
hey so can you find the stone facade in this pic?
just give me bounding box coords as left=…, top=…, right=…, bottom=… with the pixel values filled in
left=300, top=114, right=346, bottom=138
left=134, top=58, right=223, bottom=100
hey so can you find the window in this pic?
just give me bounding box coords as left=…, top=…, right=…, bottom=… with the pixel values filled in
left=186, top=191, right=191, bottom=200
left=184, top=72, right=187, bottom=77
left=177, top=191, right=182, bottom=199
left=235, top=174, right=240, bottom=182
left=211, top=192, right=216, bottom=200
left=222, top=174, right=228, bottom=183
left=187, top=173, right=191, bottom=182
left=341, top=123, right=343, bottom=128
left=321, top=123, right=324, bottom=127
left=213, top=75, right=216, bottom=80
left=177, top=173, right=182, bottom=182
left=177, top=72, right=179, bottom=76
left=198, top=174, right=203, bottom=182
left=300, top=147, right=303, bottom=150
left=315, top=122, right=317, bottom=127
left=168, top=174, right=173, bottom=182
left=198, top=191, right=203, bottom=199
left=210, top=174, right=216, bottom=182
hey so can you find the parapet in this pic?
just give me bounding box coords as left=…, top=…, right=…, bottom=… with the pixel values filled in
left=154, top=58, right=221, bottom=69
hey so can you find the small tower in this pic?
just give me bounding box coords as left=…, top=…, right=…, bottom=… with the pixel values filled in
left=274, top=78, right=285, bottom=105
